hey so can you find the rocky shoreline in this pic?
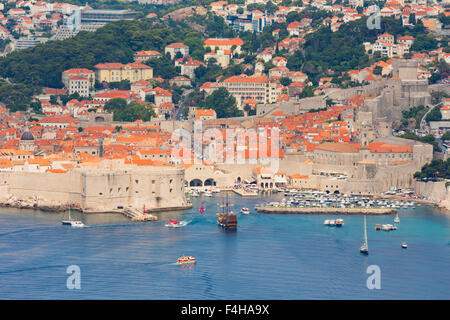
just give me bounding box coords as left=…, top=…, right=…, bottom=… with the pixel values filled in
left=0, top=197, right=78, bottom=213
left=0, top=197, right=192, bottom=214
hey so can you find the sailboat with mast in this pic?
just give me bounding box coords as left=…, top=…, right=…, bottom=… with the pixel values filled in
left=217, top=193, right=237, bottom=230
left=61, top=203, right=85, bottom=227
left=394, top=212, right=400, bottom=223
left=360, top=215, right=369, bottom=255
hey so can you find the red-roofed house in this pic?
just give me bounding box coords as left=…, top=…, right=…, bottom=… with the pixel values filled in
left=165, top=43, right=189, bottom=59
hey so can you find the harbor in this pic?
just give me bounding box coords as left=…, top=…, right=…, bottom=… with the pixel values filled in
left=257, top=206, right=396, bottom=215
left=0, top=192, right=448, bottom=299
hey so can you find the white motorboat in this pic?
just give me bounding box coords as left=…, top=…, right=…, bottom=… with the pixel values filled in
left=240, top=208, right=250, bottom=215
left=401, top=242, right=408, bottom=249
left=394, top=213, right=400, bottom=223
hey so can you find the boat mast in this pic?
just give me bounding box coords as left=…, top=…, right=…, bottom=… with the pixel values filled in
left=364, top=215, right=368, bottom=249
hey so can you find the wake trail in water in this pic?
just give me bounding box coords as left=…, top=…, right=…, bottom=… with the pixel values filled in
left=0, top=226, right=55, bottom=237
left=0, top=264, right=67, bottom=275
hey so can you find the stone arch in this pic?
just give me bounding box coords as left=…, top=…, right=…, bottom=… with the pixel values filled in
left=190, top=179, right=203, bottom=187
left=236, top=177, right=241, bottom=183
left=334, top=190, right=340, bottom=194
left=95, top=116, right=105, bottom=122
left=204, top=178, right=216, bottom=186
left=260, top=182, right=264, bottom=188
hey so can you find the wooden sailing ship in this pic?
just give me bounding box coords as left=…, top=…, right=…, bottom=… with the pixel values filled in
left=217, top=193, right=237, bottom=230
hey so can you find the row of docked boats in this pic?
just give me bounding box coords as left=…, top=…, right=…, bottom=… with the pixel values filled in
left=261, top=191, right=418, bottom=210
left=187, top=188, right=221, bottom=197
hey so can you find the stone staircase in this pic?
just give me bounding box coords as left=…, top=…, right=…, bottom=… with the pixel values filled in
left=122, top=207, right=158, bottom=222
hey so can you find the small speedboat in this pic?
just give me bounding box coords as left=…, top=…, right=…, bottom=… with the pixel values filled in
left=324, top=219, right=330, bottom=225
left=167, top=219, right=180, bottom=226
left=401, top=242, right=407, bottom=249
left=335, top=218, right=344, bottom=227
left=204, top=191, right=212, bottom=197
left=165, top=219, right=187, bottom=228
left=176, top=256, right=196, bottom=264
left=394, top=213, right=400, bottom=223
left=240, top=208, right=250, bottom=214
left=191, top=191, right=199, bottom=197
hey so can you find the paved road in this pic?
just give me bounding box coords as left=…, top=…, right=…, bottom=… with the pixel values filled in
left=420, top=102, right=443, bottom=132
left=174, top=88, right=193, bottom=121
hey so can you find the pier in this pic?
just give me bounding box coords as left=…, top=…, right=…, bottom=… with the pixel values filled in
left=122, top=207, right=158, bottom=221
left=257, top=206, right=397, bottom=215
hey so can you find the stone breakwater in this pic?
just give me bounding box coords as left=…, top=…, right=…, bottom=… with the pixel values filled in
left=257, top=206, right=396, bottom=215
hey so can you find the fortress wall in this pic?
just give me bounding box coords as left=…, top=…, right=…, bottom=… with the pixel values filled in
left=0, top=166, right=187, bottom=213
left=414, top=181, right=447, bottom=203
left=374, top=164, right=415, bottom=191
left=1, top=171, right=82, bottom=205
left=81, top=166, right=186, bottom=212
left=279, top=154, right=306, bottom=175
left=325, top=82, right=385, bottom=101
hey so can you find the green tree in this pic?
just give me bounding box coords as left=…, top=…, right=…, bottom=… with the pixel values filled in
left=204, top=88, right=243, bottom=118
left=104, top=98, right=155, bottom=122
left=280, top=77, right=292, bottom=86
left=425, top=106, right=442, bottom=122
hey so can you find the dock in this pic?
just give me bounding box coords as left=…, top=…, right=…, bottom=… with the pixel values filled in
left=122, top=207, right=158, bottom=221
left=232, top=189, right=259, bottom=197
left=257, top=206, right=396, bottom=215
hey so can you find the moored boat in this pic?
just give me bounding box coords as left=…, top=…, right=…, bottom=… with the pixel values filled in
left=240, top=208, right=250, bottom=214
left=335, top=218, right=344, bottom=227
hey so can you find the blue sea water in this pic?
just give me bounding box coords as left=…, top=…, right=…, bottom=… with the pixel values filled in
left=0, top=192, right=449, bottom=299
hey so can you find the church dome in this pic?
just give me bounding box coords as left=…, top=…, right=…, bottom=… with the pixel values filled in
left=20, top=131, right=35, bottom=141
